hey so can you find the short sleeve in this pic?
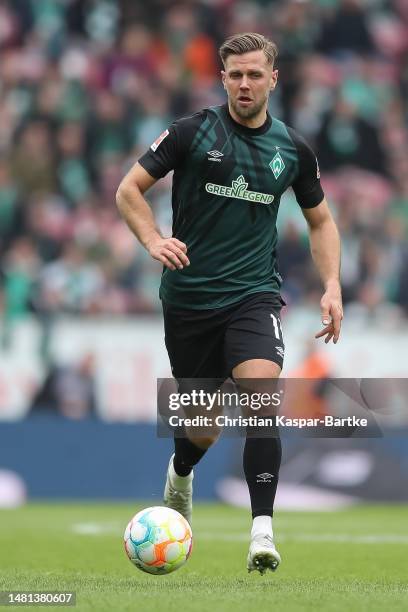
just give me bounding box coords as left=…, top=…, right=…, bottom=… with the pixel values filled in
left=287, top=127, right=324, bottom=209
left=138, top=111, right=207, bottom=179
left=138, top=125, right=181, bottom=179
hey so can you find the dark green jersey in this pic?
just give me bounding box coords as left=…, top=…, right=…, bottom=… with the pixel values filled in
left=139, top=104, right=324, bottom=309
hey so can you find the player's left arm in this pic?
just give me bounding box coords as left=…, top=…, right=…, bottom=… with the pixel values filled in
left=288, top=126, right=343, bottom=344
left=302, top=198, right=343, bottom=344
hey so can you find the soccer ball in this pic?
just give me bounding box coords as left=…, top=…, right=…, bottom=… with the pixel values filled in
left=124, top=506, right=193, bottom=575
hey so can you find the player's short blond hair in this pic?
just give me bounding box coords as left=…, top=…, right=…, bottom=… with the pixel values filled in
left=219, top=32, right=278, bottom=67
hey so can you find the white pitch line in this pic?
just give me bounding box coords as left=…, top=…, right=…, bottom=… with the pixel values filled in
left=72, top=522, right=121, bottom=535
left=195, top=532, right=408, bottom=544
left=71, top=523, right=408, bottom=544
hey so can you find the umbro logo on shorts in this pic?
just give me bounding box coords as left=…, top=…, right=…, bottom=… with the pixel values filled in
left=275, top=346, right=284, bottom=359
left=207, top=150, right=224, bottom=162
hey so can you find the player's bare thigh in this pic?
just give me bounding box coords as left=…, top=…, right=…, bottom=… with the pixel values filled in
left=188, top=360, right=281, bottom=446
left=233, top=358, right=281, bottom=380
left=233, top=358, right=281, bottom=419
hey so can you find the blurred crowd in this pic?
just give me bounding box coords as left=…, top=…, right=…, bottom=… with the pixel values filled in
left=0, top=0, right=407, bottom=321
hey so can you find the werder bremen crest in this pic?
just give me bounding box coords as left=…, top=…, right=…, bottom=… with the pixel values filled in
left=269, top=152, right=285, bottom=179
left=205, top=174, right=274, bottom=204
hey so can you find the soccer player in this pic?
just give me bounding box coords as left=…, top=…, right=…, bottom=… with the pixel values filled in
left=116, top=32, right=343, bottom=574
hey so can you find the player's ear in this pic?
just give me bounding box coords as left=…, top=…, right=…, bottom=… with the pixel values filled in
left=221, top=71, right=226, bottom=89
left=270, top=68, right=278, bottom=91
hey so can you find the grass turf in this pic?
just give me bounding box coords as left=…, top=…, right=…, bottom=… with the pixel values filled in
left=0, top=503, right=407, bottom=611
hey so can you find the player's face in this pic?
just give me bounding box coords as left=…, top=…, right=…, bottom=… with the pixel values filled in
left=221, top=50, right=278, bottom=124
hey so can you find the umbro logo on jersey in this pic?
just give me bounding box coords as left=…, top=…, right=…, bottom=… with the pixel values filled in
left=269, top=151, right=285, bottom=179
left=207, top=150, right=224, bottom=162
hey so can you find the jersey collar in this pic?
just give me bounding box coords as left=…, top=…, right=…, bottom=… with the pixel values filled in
left=222, top=103, right=272, bottom=136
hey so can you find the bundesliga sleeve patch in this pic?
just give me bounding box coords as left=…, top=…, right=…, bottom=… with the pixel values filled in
left=150, top=129, right=170, bottom=152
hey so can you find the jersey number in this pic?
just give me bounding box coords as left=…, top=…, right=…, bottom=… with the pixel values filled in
left=270, top=313, right=283, bottom=340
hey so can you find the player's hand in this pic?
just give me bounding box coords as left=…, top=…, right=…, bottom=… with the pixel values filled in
left=146, top=236, right=189, bottom=271
left=315, top=282, right=343, bottom=344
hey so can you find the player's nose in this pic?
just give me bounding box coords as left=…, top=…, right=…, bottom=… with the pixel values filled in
left=239, top=76, right=250, bottom=89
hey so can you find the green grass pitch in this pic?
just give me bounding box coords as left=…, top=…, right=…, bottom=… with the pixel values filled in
left=0, top=503, right=407, bottom=611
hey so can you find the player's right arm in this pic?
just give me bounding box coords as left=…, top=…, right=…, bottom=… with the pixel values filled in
left=116, top=161, right=189, bottom=271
